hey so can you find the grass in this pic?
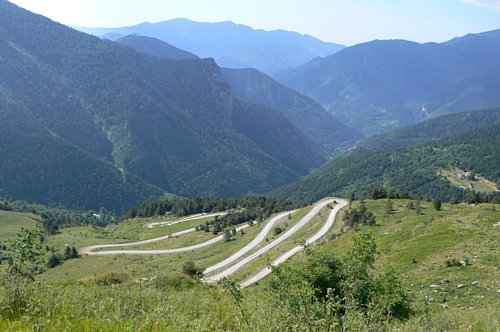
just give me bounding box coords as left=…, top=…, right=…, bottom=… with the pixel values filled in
left=97, top=215, right=217, bottom=241
left=312, top=199, right=500, bottom=329
left=1, top=199, right=499, bottom=331
left=0, top=210, right=39, bottom=242
left=438, top=168, right=499, bottom=193
left=40, top=209, right=307, bottom=282
left=42, top=215, right=219, bottom=254
left=94, top=217, right=267, bottom=251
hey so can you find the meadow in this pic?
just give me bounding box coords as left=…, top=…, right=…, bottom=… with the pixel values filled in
left=0, top=200, right=498, bottom=331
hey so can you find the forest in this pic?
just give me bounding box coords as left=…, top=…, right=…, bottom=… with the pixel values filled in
left=271, top=124, right=500, bottom=204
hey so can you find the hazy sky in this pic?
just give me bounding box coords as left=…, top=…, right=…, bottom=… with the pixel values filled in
left=8, top=0, right=500, bottom=45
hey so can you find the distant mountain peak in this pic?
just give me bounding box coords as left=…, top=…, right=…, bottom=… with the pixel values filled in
left=76, top=18, right=344, bottom=75
left=276, top=28, right=500, bottom=135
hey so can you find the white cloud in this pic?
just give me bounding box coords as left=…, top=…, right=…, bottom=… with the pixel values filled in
left=461, top=0, right=500, bottom=12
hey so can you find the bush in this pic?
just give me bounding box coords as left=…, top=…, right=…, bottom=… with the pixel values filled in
left=182, top=261, right=203, bottom=277
left=152, top=273, right=197, bottom=291
left=46, top=253, right=62, bottom=268
left=445, top=257, right=469, bottom=267
left=95, top=272, right=131, bottom=286
left=433, top=197, right=442, bottom=211
left=0, top=268, right=43, bottom=320
left=271, top=230, right=413, bottom=329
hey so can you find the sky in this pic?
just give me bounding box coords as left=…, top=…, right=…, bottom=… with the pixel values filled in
left=8, top=0, right=500, bottom=45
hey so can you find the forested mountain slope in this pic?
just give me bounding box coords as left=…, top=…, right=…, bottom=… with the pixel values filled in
left=116, top=35, right=199, bottom=60
left=113, top=34, right=362, bottom=154
left=277, top=30, right=500, bottom=135
left=0, top=1, right=324, bottom=211
left=357, top=108, right=500, bottom=152
left=0, top=122, right=163, bottom=212
left=270, top=124, right=500, bottom=203
left=221, top=68, right=364, bottom=153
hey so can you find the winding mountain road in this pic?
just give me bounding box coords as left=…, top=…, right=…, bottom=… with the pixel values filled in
left=81, top=212, right=230, bottom=255
left=203, top=210, right=295, bottom=275
left=202, top=198, right=341, bottom=283
left=80, top=222, right=254, bottom=255
left=79, top=197, right=347, bottom=287
left=239, top=198, right=348, bottom=288
left=80, top=210, right=291, bottom=256
left=145, top=212, right=228, bottom=229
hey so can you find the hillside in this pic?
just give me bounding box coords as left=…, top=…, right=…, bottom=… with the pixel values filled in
left=0, top=125, right=164, bottom=212
left=116, top=35, right=199, bottom=60
left=76, top=18, right=345, bottom=75
left=312, top=200, right=500, bottom=330
left=109, top=34, right=360, bottom=153
left=357, top=108, right=500, bottom=152
left=0, top=1, right=324, bottom=211
left=222, top=68, right=364, bottom=153
left=276, top=30, right=500, bottom=135
left=270, top=124, right=500, bottom=203
left=1, top=199, right=497, bottom=331
left=232, top=99, right=325, bottom=173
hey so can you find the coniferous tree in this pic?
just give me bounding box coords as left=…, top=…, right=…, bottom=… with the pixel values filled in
left=433, top=197, right=442, bottom=211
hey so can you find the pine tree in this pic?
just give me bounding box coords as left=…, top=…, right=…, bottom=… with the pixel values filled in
left=385, top=200, right=394, bottom=214
left=62, top=246, right=71, bottom=260
left=433, top=197, right=442, bottom=211
left=224, top=230, right=232, bottom=242
left=70, top=246, right=79, bottom=259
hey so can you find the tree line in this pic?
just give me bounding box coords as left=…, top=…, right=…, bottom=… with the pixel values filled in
left=122, top=196, right=294, bottom=220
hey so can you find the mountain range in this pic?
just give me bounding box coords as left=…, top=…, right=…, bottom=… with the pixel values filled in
left=0, top=0, right=328, bottom=212
left=115, top=34, right=363, bottom=154
left=117, top=34, right=199, bottom=61
left=276, top=30, right=500, bottom=135
left=76, top=19, right=345, bottom=75
left=2, top=0, right=500, bottom=213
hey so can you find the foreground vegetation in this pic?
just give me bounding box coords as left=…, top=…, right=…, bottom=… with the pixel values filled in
left=0, top=199, right=498, bottom=331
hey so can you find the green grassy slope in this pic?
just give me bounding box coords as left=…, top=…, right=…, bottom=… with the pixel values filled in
left=317, top=200, right=499, bottom=330
left=0, top=210, right=38, bottom=241
left=39, top=205, right=314, bottom=281
left=1, top=199, right=498, bottom=331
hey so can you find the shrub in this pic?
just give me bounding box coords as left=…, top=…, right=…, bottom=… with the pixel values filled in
left=445, top=257, right=469, bottom=267
left=273, top=226, right=283, bottom=236
left=271, top=230, right=413, bottom=330
left=433, top=197, right=442, bottom=211
left=46, top=253, right=62, bottom=268
left=182, top=261, right=203, bottom=277
left=95, top=272, right=131, bottom=286
left=152, top=273, right=197, bottom=291
left=0, top=268, right=43, bottom=320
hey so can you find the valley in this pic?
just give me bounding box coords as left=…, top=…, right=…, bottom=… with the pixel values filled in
left=0, top=0, right=499, bottom=330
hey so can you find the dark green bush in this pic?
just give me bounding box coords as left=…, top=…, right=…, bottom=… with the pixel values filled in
left=152, top=273, right=197, bottom=291
left=270, top=230, right=413, bottom=329
left=95, top=272, right=131, bottom=286
left=182, top=261, right=203, bottom=277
